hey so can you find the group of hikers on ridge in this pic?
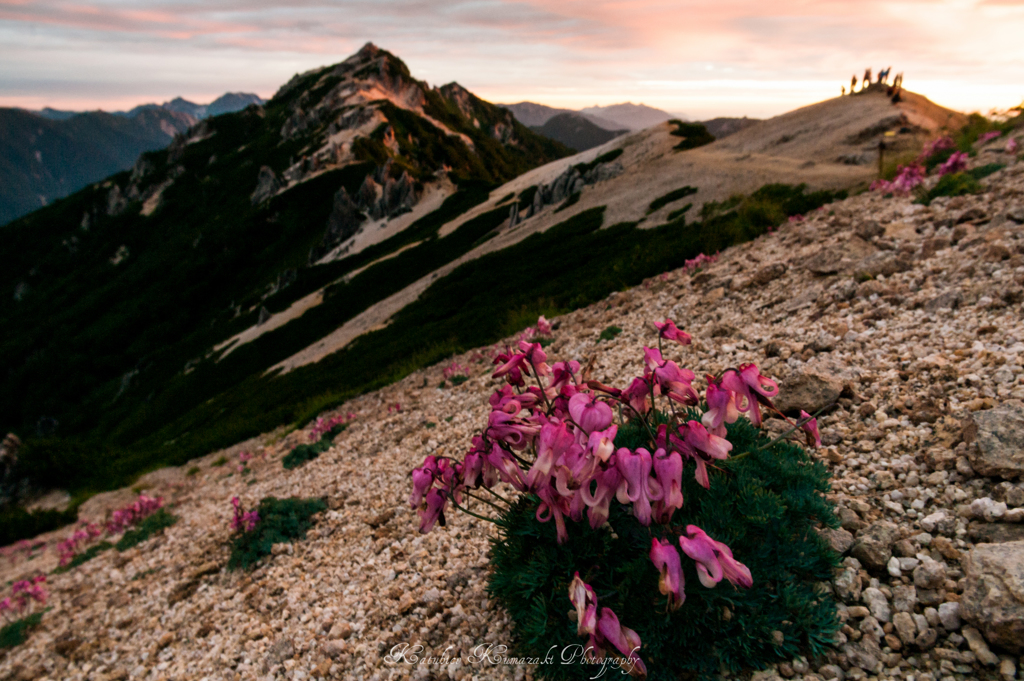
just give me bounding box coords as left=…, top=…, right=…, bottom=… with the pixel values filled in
left=842, top=67, right=904, bottom=102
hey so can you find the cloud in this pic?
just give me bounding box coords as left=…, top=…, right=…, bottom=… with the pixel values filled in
left=0, top=0, right=1022, bottom=116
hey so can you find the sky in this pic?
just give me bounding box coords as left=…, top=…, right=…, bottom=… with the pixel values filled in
left=1, top=0, right=1023, bottom=120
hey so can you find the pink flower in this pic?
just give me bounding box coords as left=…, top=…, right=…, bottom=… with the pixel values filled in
left=418, top=489, right=448, bottom=533
left=615, top=448, right=658, bottom=526
left=518, top=339, right=550, bottom=376
left=535, top=484, right=570, bottom=543
left=410, top=455, right=437, bottom=508
left=568, top=572, right=598, bottom=636
left=621, top=377, right=651, bottom=415
left=242, top=511, right=260, bottom=532
left=536, top=315, right=553, bottom=336
left=799, top=410, right=821, bottom=448
left=651, top=449, right=684, bottom=523
left=649, top=538, right=685, bottom=610
left=492, top=351, right=527, bottom=387
left=568, top=393, right=613, bottom=434
left=595, top=608, right=647, bottom=678
left=646, top=350, right=699, bottom=406
left=525, top=421, right=577, bottom=490
left=1007, top=138, right=1019, bottom=154
left=579, top=464, right=622, bottom=528
left=718, top=364, right=778, bottom=427
left=683, top=252, right=717, bottom=273
left=937, top=151, right=968, bottom=176
left=702, top=378, right=740, bottom=437
left=586, top=425, right=617, bottom=463
left=678, top=525, right=753, bottom=589
left=653, top=319, right=691, bottom=346
left=978, top=130, right=1002, bottom=144
left=917, top=136, right=954, bottom=162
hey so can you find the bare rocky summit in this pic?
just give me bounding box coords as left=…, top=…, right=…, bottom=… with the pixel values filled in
left=2, top=140, right=1024, bottom=681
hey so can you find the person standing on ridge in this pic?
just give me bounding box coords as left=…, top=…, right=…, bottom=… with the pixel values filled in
left=863, top=68, right=872, bottom=90
left=851, top=75, right=858, bottom=93
left=841, top=85, right=846, bottom=96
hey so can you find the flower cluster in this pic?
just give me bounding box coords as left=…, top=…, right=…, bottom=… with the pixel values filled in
left=409, top=320, right=822, bottom=676
left=309, top=412, right=356, bottom=442
left=518, top=315, right=554, bottom=342
left=870, top=163, right=925, bottom=195
left=0, top=539, right=47, bottom=566
left=442, top=361, right=471, bottom=381
left=682, top=252, right=717, bottom=273
left=106, top=494, right=164, bottom=534
left=237, top=451, right=253, bottom=472
left=387, top=403, right=402, bottom=414
left=0, top=576, right=47, bottom=621
left=937, top=151, right=969, bottom=177
left=977, top=130, right=1002, bottom=144
left=230, top=497, right=260, bottom=533
left=56, top=523, right=103, bottom=566
left=569, top=573, right=646, bottom=677
left=1008, top=138, right=1020, bottom=155
left=917, top=135, right=954, bottom=162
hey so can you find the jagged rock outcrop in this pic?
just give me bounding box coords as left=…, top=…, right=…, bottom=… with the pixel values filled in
left=514, top=158, right=624, bottom=223
left=250, top=166, right=282, bottom=206
left=310, top=188, right=366, bottom=263
left=106, top=185, right=128, bottom=216
left=356, top=161, right=418, bottom=221
left=0, top=433, right=21, bottom=506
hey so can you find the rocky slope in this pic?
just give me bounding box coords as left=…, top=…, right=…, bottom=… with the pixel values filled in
left=0, top=42, right=569, bottom=472
left=2, top=134, right=1023, bottom=681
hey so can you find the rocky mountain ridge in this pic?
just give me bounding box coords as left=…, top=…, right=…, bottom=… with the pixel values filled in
left=2, top=132, right=1023, bottom=681
left=0, top=42, right=570, bottom=485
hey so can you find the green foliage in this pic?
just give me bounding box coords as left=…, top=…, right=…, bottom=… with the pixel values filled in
left=227, top=496, right=326, bottom=570
left=449, top=376, right=469, bottom=386
left=666, top=203, right=692, bottom=222
left=648, top=186, right=698, bottom=214
left=0, top=505, right=78, bottom=547
left=213, top=456, right=229, bottom=467
left=282, top=439, right=331, bottom=470
left=969, top=163, right=1005, bottom=180
left=669, top=120, right=715, bottom=151
left=281, top=424, right=343, bottom=469
left=0, top=610, right=45, bottom=650
left=488, top=417, right=839, bottom=680
left=599, top=325, right=623, bottom=342
left=115, top=508, right=178, bottom=550
left=916, top=172, right=983, bottom=205
left=554, top=191, right=580, bottom=213
left=186, top=466, right=200, bottom=476
left=52, top=541, right=113, bottom=574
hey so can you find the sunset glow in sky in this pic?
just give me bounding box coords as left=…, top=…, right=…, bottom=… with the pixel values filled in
left=2, top=0, right=1023, bottom=119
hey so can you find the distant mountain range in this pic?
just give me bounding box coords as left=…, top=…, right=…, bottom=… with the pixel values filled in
left=500, top=101, right=761, bottom=152
left=1, top=93, right=264, bottom=224
left=35, top=92, right=265, bottom=122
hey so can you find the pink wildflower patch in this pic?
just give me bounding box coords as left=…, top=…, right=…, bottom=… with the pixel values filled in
left=683, top=252, right=717, bottom=273
left=937, top=151, right=968, bottom=177
left=106, top=494, right=164, bottom=535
